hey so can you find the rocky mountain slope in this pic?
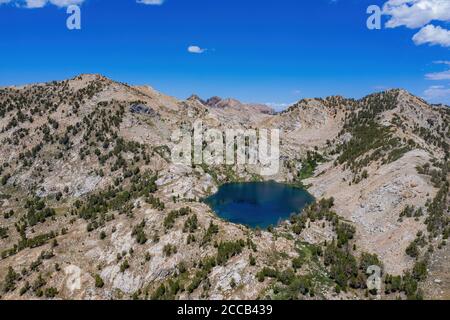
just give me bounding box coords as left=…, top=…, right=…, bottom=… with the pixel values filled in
left=0, top=74, right=448, bottom=300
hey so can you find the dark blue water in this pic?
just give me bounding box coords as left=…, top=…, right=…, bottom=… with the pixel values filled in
left=205, top=181, right=314, bottom=229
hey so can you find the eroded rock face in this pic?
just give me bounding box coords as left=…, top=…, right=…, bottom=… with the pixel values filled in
left=305, top=149, right=439, bottom=275
left=129, top=104, right=157, bottom=117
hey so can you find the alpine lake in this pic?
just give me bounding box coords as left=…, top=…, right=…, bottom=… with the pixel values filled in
left=204, top=181, right=314, bottom=229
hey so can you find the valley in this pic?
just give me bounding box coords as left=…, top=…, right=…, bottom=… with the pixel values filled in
left=0, top=74, right=448, bottom=300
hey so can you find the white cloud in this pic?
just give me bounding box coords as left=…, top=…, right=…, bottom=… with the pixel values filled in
left=433, top=60, right=450, bottom=66
left=265, top=102, right=295, bottom=111
left=412, top=24, right=450, bottom=47
left=373, top=85, right=393, bottom=91
left=0, top=0, right=167, bottom=7
left=24, top=0, right=48, bottom=8
left=425, top=61, right=450, bottom=80
left=425, top=70, right=450, bottom=80
left=0, top=0, right=85, bottom=8
left=423, top=85, right=450, bottom=104
left=383, top=0, right=450, bottom=29
left=137, top=0, right=165, bottom=5
left=382, top=0, right=450, bottom=47
left=49, top=0, right=84, bottom=7
left=188, top=45, right=206, bottom=54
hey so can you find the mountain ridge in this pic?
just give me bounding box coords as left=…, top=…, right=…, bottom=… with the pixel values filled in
left=7, top=73, right=442, bottom=114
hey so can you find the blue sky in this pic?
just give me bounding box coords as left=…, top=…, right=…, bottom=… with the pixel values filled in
left=0, top=0, right=449, bottom=108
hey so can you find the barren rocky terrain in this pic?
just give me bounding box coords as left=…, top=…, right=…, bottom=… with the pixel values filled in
left=0, top=74, right=448, bottom=300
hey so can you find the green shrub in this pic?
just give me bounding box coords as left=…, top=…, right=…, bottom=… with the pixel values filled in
left=94, top=274, right=104, bottom=288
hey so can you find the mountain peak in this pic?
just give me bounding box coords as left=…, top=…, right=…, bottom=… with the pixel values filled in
left=187, top=94, right=205, bottom=104
left=205, top=96, right=222, bottom=108
left=72, top=73, right=109, bottom=82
